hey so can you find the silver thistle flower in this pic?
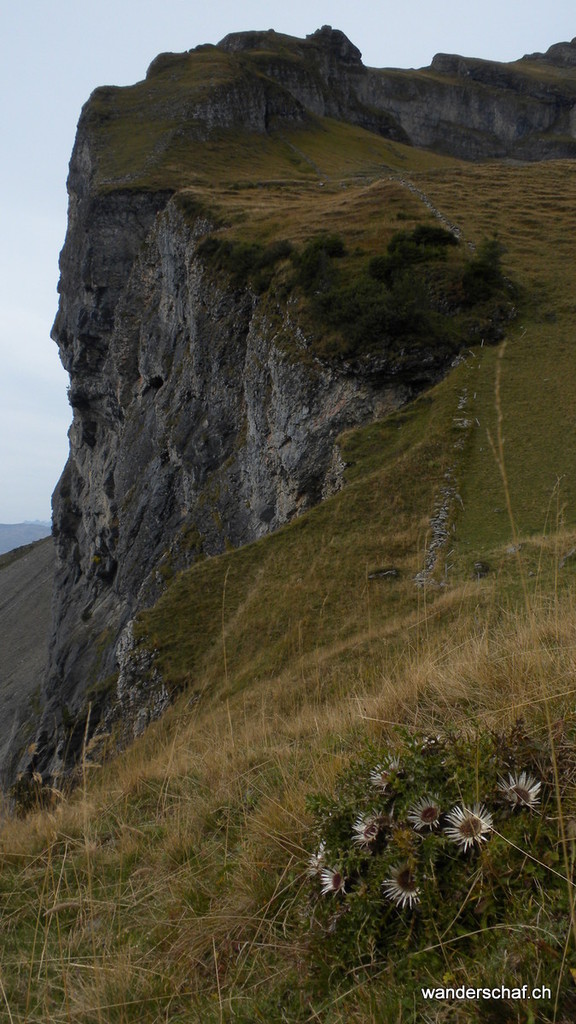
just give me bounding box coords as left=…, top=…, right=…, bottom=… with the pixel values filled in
left=444, top=803, right=493, bottom=852
left=382, top=864, right=420, bottom=908
left=319, top=867, right=346, bottom=895
left=407, top=795, right=442, bottom=831
left=307, top=841, right=326, bottom=876
left=369, top=755, right=400, bottom=792
left=498, top=771, right=541, bottom=810
left=351, top=812, right=385, bottom=850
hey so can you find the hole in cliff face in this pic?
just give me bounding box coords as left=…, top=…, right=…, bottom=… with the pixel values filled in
left=91, top=553, right=118, bottom=583
left=259, top=503, right=275, bottom=524
left=149, top=375, right=165, bottom=390
left=81, top=420, right=98, bottom=448
left=76, top=331, right=109, bottom=371
left=96, top=558, right=118, bottom=582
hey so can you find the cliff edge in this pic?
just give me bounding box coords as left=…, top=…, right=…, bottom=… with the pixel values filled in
left=19, top=27, right=576, bottom=782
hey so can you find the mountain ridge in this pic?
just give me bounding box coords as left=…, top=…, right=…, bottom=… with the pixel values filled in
left=7, top=26, right=576, bottom=784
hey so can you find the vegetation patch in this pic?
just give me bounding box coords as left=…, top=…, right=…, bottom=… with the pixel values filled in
left=197, top=234, right=293, bottom=291
left=304, top=722, right=576, bottom=1016
left=293, top=226, right=516, bottom=360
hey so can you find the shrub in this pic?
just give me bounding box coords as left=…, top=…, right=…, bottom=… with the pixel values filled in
left=369, top=225, right=458, bottom=286
left=462, top=237, right=508, bottom=304
left=197, top=235, right=293, bottom=291
left=293, top=224, right=517, bottom=362
left=294, top=233, right=346, bottom=294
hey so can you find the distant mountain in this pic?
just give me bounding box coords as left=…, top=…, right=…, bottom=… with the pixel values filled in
left=0, top=522, right=51, bottom=555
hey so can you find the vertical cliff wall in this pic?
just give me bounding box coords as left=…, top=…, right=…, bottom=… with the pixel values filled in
left=35, top=147, right=411, bottom=776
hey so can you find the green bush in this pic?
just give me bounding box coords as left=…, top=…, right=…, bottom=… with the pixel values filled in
left=462, top=237, right=508, bottom=304
left=197, top=235, right=293, bottom=291
left=294, top=233, right=346, bottom=294
left=369, top=224, right=458, bottom=285
left=292, top=225, right=517, bottom=361
left=314, top=270, right=446, bottom=356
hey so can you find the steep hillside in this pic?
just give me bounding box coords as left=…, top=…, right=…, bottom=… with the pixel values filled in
left=3, top=29, right=576, bottom=1022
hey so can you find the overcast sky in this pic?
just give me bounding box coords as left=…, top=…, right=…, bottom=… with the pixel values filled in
left=1, top=0, right=574, bottom=522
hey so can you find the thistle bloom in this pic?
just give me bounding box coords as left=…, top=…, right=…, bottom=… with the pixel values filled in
left=352, top=812, right=384, bottom=850
left=382, top=865, right=420, bottom=908
left=498, top=771, right=541, bottom=810
left=319, top=867, right=346, bottom=895
left=307, top=841, right=326, bottom=875
left=444, top=803, right=493, bottom=852
left=369, top=755, right=400, bottom=792
left=407, top=795, right=442, bottom=831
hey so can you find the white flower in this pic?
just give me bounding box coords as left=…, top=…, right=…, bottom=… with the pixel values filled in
left=382, top=865, right=420, bottom=908
left=498, top=771, right=541, bottom=810
left=352, top=812, right=385, bottom=850
left=369, top=755, right=400, bottom=792
left=307, top=841, right=326, bottom=875
left=319, top=867, right=346, bottom=895
left=444, top=803, right=493, bottom=852
left=407, top=795, right=442, bottom=831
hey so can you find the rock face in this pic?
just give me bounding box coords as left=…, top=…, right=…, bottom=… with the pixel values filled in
left=36, top=190, right=412, bottom=778
left=213, top=26, right=576, bottom=161
left=23, top=27, right=576, bottom=780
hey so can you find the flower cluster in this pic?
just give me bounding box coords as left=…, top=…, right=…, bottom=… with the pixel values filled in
left=307, top=738, right=542, bottom=913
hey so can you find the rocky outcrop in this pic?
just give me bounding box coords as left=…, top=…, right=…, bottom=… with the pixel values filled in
left=80, top=27, right=576, bottom=195
left=521, top=38, right=576, bottom=69
left=214, top=26, right=576, bottom=161
left=34, top=184, right=417, bottom=779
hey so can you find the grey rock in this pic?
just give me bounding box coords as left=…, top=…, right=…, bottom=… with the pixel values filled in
left=367, top=567, right=400, bottom=580
left=212, top=28, right=576, bottom=162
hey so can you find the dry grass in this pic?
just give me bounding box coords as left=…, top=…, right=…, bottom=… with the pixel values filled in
left=3, top=577, right=576, bottom=1020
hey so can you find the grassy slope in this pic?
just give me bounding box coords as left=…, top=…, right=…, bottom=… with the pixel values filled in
left=3, top=61, right=576, bottom=1020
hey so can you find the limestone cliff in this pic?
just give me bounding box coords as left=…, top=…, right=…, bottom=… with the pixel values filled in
left=216, top=27, right=576, bottom=161
left=36, top=188, right=410, bottom=777
left=22, top=27, right=576, bottom=781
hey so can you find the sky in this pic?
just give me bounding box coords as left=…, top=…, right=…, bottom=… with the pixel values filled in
left=1, top=1, right=575, bottom=523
